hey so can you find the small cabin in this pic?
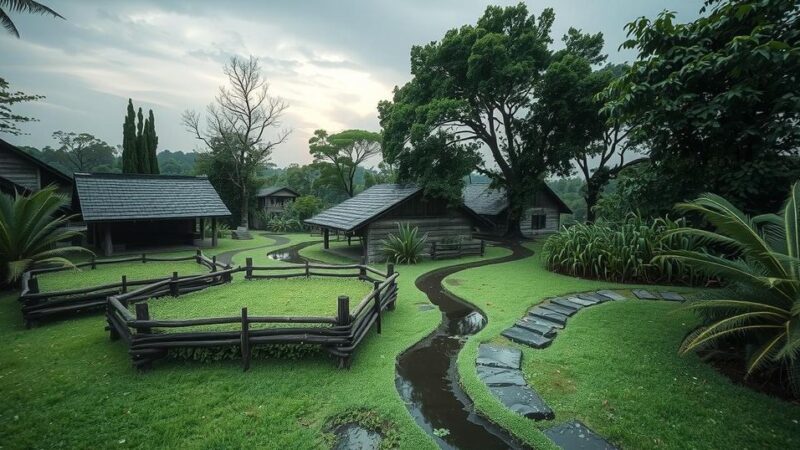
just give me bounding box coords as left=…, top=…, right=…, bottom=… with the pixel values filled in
left=256, top=186, right=299, bottom=215
left=72, top=173, right=231, bottom=256
left=0, top=138, right=72, bottom=196
left=463, top=183, right=572, bottom=236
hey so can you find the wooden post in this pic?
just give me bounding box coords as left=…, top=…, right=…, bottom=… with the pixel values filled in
left=199, top=217, right=206, bottom=240
left=305, top=260, right=310, bottom=278
left=91, top=255, right=96, bottom=270
left=373, top=281, right=382, bottom=334
left=337, top=296, right=350, bottom=326
left=103, top=225, right=113, bottom=257
left=135, top=303, right=151, bottom=334
left=480, top=240, right=486, bottom=257
left=121, top=275, right=127, bottom=293
left=348, top=235, right=351, bottom=246
left=431, top=241, right=437, bottom=260
left=142, top=253, right=146, bottom=264
left=245, top=257, right=253, bottom=279
left=170, top=272, right=179, bottom=297
left=195, top=248, right=201, bottom=263
left=211, top=217, right=218, bottom=247
left=359, top=256, right=367, bottom=279
left=211, top=255, right=217, bottom=272
left=386, top=264, right=396, bottom=311
left=27, top=276, right=39, bottom=294
left=323, top=228, right=330, bottom=249
left=241, top=307, right=251, bottom=371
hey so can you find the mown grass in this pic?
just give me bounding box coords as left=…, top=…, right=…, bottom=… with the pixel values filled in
left=37, top=260, right=208, bottom=292
left=448, top=243, right=800, bottom=449
left=0, top=235, right=510, bottom=449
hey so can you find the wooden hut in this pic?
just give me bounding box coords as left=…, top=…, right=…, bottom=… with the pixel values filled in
left=72, top=173, right=231, bottom=256
left=0, top=138, right=72, bottom=196
left=305, top=184, right=485, bottom=263
left=463, top=183, right=571, bottom=236
left=252, top=186, right=299, bottom=228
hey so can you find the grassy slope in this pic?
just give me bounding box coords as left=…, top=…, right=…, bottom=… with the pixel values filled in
left=447, top=244, right=800, bottom=449
left=0, top=236, right=510, bottom=449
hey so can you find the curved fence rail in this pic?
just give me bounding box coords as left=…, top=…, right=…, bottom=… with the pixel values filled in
left=18, top=250, right=227, bottom=326
left=106, top=261, right=398, bottom=371
left=430, top=239, right=485, bottom=260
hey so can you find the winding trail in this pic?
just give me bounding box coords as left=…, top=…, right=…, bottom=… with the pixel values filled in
left=396, top=242, right=534, bottom=450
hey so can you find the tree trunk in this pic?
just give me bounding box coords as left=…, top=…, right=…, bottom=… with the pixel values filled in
left=240, top=185, right=249, bottom=229
left=585, top=186, right=599, bottom=223
left=503, top=207, right=526, bottom=239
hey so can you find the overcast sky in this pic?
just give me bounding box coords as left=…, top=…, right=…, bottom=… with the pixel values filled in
left=2, top=0, right=703, bottom=168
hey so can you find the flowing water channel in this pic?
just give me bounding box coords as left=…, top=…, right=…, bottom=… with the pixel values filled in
left=396, top=242, right=533, bottom=450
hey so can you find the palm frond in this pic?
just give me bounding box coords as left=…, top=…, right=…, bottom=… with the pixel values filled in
left=0, top=0, right=63, bottom=18
left=0, top=7, right=19, bottom=37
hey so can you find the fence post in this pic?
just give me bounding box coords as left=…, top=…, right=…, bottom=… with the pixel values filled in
left=121, top=275, right=127, bottom=293
left=135, top=303, right=151, bottom=334
left=91, top=255, right=96, bottom=270
left=170, top=272, right=179, bottom=297
left=28, top=276, right=39, bottom=294
left=373, top=281, right=382, bottom=334
left=241, top=307, right=251, bottom=372
left=480, top=239, right=485, bottom=257
left=107, top=298, right=119, bottom=341
left=386, top=264, right=396, bottom=311
left=245, top=257, right=253, bottom=279
left=359, top=257, right=367, bottom=279
left=337, top=295, right=350, bottom=326
left=431, top=242, right=437, bottom=260
left=195, top=248, right=201, bottom=264
left=211, top=255, right=217, bottom=272
left=142, top=253, right=146, bottom=264
left=305, top=260, right=310, bottom=278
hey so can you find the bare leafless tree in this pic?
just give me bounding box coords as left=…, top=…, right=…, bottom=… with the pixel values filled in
left=183, top=55, right=289, bottom=229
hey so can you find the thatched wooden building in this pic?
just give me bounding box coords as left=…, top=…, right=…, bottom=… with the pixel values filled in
left=0, top=138, right=72, bottom=196
left=72, top=173, right=230, bottom=256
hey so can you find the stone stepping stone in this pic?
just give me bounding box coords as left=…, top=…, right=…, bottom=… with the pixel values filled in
left=516, top=319, right=557, bottom=337
left=545, top=420, right=618, bottom=450
left=595, top=290, right=626, bottom=301
left=489, top=385, right=554, bottom=420
left=551, top=298, right=583, bottom=311
left=523, top=315, right=564, bottom=330
left=541, top=303, right=578, bottom=317
left=578, top=292, right=612, bottom=303
left=632, top=289, right=659, bottom=300
left=659, top=291, right=685, bottom=301
left=529, top=307, right=568, bottom=326
left=565, top=296, right=598, bottom=307
left=502, top=326, right=553, bottom=349
left=477, top=344, right=521, bottom=370
left=477, top=365, right=527, bottom=387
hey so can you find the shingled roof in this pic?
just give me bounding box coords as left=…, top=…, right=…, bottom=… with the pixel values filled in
left=256, top=186, right=299, bottom=197
left=305, top=184, right=421, bottom=232
left=463, top=183, right=572, bottom=216
left=73, top=173, right=231, bottom=222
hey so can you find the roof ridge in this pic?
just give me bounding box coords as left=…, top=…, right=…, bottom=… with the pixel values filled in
left=74, top=172, right=209, bottom=180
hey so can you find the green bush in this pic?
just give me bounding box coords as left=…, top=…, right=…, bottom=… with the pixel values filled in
left=543, top=214, right=706, bottom=284
left=655, top=182, right=800, bottom=396
left=382, top=223, right=427, bottom=264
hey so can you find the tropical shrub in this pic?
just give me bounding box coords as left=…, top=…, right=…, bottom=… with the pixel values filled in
left=267, top=215, right=301, bottom=233
left=203, top=221, right=230, bottom=238
left=383, top=223, right=427, bottom=264
left=654, top=182, right=800, bottom=396
left=0, top=186, right=91, bottom=283
left=543, top=213, right=706, bottom=284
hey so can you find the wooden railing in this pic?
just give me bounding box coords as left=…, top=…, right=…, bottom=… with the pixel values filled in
left=106, top=261, right=398, bottom=371
left=430, top=239, right=485, bottom=260
left=18, top=250, right=227, bottom=326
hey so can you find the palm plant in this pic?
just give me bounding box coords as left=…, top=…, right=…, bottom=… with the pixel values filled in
left=0, top=0, right=63, bottom=38
left=0, top=186, right=91, bottom=283
left=654, top=182, right=800, bottom=394
left=383, top=223, right=427, bottom=264
left=267, top=215, right=301, bottom=233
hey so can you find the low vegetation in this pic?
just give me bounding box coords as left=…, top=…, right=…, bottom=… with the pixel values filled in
left=543, top=214, right=706, bottom=284
left=383, top=223, right=427, bottom=264
left=657, top=182, right=800, bottom=397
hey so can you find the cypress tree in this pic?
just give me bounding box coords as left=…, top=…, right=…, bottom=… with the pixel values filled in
left=147, top=109, right=159, bottom=174
left=122, top=99, right=137, bottom=173
left=135, top=107, right=147, bottom=173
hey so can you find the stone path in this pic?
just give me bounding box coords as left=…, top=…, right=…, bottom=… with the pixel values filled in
left=476, top=289, right=688, bottom=449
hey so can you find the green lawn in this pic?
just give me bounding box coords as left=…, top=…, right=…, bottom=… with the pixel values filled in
left=37, top=260, right=208, bottom=292
left=448, top=243, right=800, bottom=449
left=0, top=236, right=511, bottom=449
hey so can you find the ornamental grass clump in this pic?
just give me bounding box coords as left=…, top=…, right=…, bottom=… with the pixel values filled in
left=543, top=213, right=705, bottom=284
left=654, top=182, right=800, bottom=396
left=0, top=186, right=92, bottom=283
left=383, top=223, right=427, bottom=264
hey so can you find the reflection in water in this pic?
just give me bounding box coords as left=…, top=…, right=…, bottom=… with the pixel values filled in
left=266, top=243, right=314, bottom=265
left=395, top=244, right=532, bottom=450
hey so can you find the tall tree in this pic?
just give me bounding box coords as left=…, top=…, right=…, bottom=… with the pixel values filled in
left=135, top=107, right=148, bottom=173
left=379, top=4, right=574, bottom=235
left=0, top=77, right=43, bottom=136
left=145, top=109, right=159, bottom=174
left=183, top=55, right=289, bottom=229
left=0, top=0, right=62, bottom=38
left=51, top=131, right=114, bottom=173
left=308, top=129, right=381, bottom=197
left=601, top=0, right=800, bottom=214
left=121, top=99, right=137, bottom=173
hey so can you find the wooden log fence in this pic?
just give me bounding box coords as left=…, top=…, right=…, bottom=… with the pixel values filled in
left=18, top=250, right=226, bottom=327
left=430, top=239, right=486, bottom=260
left=106, top=262, right=399, bottom=371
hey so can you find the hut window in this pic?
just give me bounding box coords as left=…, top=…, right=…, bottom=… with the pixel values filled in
left=531, top=213, right=547, bottom=230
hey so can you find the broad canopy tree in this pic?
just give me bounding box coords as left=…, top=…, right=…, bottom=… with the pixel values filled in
left=184, top=55, right=289, bottom=229
left=308, top=129, right=381, bottom=197
left=51, top=131, right=115, bottom=173
left=379, top=3, right=576, bottom=235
